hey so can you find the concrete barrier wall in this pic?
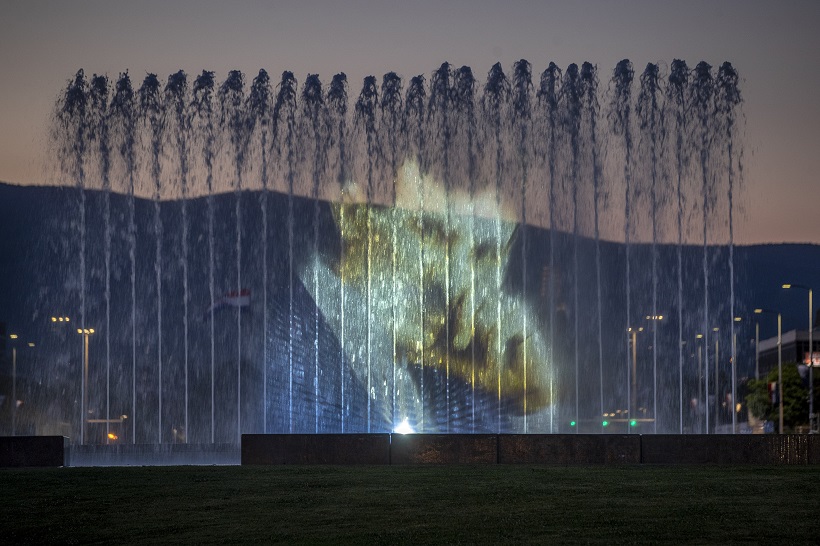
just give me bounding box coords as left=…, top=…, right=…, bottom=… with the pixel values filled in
left=390, top=434, right=497, bottom=464
left=242, top=434, right=390, bottom=465
left=810, top=435, right=820, bottom=464
left=641, top=434, right=812, bottom=465
left=241, top=434, right=820, bottom=466
left=498, top=434, right=640, bottom=465
left=0, top=436, right=69, bottom=467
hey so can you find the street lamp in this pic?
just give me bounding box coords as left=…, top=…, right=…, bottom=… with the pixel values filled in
left=695, top=333, right=704, bottom=433
left=645, top=314, right=664, bottom=433
left=782, top=283, right=814, bottom=433
left=755, top=308, right=782, bottom=434
left=7, top=334, right=35, bottom=436
left=9, top=334, right=18, bottom=436
left=627, top=326, right=644, bottom=430
left=713, top=327, right=720, bottom=431
left=732, top=316, right=743, bottom=434
left=77, top=327, right=95, bottom=444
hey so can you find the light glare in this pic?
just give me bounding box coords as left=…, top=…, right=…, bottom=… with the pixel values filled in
left=394, top=418, right=415, bottom=434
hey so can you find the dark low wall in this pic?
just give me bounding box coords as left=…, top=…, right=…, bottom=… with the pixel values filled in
left=498, top=434, right=640, bottom=464
left=641, top=434, right=814, bottom=465
left=811, top=435, right=820, bottom=464
left=241, top=434, right=820, bottom=466
left=242, top=434, right=390, bottom=465
left=390, top=434, right=497, bottom=464
left=0, top=436, right=69, bottom=467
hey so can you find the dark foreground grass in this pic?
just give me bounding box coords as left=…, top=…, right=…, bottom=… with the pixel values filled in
left=2, top=465, right=819, bottom=544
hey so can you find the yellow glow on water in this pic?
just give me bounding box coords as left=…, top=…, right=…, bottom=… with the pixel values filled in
left=317, top=159, right=553, bottom=418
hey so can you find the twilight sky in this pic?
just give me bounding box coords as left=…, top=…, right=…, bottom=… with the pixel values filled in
left=1, top=0, right=819, bottom=244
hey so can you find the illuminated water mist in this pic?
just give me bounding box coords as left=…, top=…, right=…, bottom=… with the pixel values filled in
left=44, top=60, right=742, bottom=446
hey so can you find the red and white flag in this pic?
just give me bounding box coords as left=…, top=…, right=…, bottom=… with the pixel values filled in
left=205, top=289, right=250, bottom=316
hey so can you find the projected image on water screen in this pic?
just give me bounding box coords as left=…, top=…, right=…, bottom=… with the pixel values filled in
left=297, top=161, right=552, bottom=435
left=42, top=62, right=741, bottom=445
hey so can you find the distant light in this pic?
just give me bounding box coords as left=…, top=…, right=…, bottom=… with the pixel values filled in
left=754, top=309, right=763, bottom=314
left=602, top=421, right=609, bottom=427
left=65, top=317, right=70, bottom=322
left=107, top=433, right=118, bottom=441
left=77, top=329, right=83, bottom=334
left=27, top=342, right=35, bottom=348
left=51, top=317, right=57, bottom=322
left=782, top=284, right=792, bottom=289
left=10, top=334, right=18, bottom=339
left=734, top=317, right=743, bottom=322
left=630, top=419, right=637, bottom=427
left=713, top=327, right=720, bottom=332
left=89, top=329, right=95, bottom=334
left=394, top=418, right=415, bottom=434
left=658, top=315, right=663, bottom=320
left=696, top=334, right=703, bottom=339
left=736, top=403, right=742, bottom=413
left=570, top=421, right=576, bottom=427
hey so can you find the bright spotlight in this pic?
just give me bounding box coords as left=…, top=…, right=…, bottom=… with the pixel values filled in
left=394, top=418, right=415, bottom=434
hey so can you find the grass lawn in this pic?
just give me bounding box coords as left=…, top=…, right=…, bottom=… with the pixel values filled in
left=2, top=465, right=819, bottom=544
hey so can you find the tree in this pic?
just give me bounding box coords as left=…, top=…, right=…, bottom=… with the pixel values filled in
left=744, top=363, right=808, bottom=431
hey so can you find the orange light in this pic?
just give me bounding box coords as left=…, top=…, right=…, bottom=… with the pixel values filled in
left=107, top=433, right=118, bottom=440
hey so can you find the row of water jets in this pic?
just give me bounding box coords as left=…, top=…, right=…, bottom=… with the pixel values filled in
left=53, top=59, right=741, bottom=443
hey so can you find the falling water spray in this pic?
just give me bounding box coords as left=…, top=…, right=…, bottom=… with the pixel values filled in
left=165, top=70, right=191, bottom=441
left=538, top=63, right=561, bottom=433
left=637, top=63, right=662, bottom=432
left=668, top=59, right=689, bottom=433
left=611, top=59, right=635, bottom=426
left=191, top=70, right=216, bottom=442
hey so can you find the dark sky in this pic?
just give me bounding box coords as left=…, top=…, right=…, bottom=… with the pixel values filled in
left=2, top=0, right=820, bottom=243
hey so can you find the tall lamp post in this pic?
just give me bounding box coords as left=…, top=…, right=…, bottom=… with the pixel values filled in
left=645, top=314, right=664, bottom=433
left=782, top=284, right=814, bottom=433
left=755, top=308, right=782, bottom=433
left=755, top=318, right=760, bottom=380
left=77, top=327, right=95, bottom=444
left=695, top=333, right=704, bottom=433
left=627, top=326, right=644, bottom=430
left=732, top=316, right=743, bottom=433
left=9, top=334, right=18, bottom=435
left=713, top=327, right=720, bottom=430
left=8, top=334, right=35, bottom=436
